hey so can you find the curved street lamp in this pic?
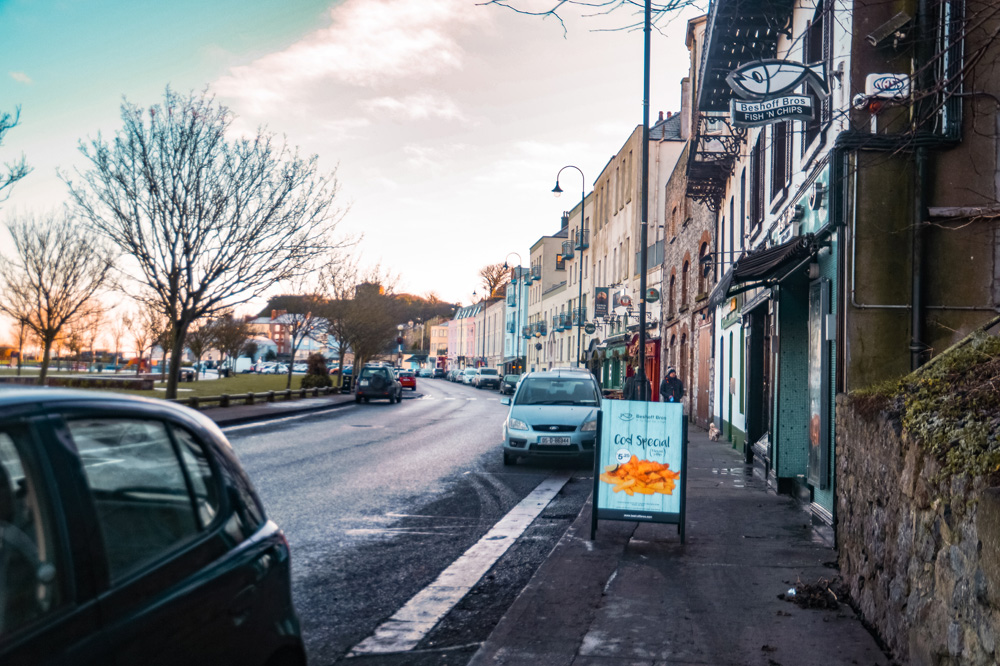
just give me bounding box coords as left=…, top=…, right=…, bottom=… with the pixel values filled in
left=553, top=165, right=586, bottom=368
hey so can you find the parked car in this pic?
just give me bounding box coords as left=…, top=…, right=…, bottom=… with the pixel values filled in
left=398, top=370, right=417, bottom=391
left=417, top=368, right=432, bottom=378
left=500, top=374, right=520, bottom=395
left=292, top=363, right=307, bottom=373
left=432, top=368, right=446, bottom=379
left=355, top=364, right=403, bottom=403
left=461, top=368, right=478, bottom=384
left=447, top=369, right=461, bottom=382
left=0, top=389, right=306, bottom=666
left=473, top=367, right=501, bottom=390
left=501, top=369, right=602, bottom=465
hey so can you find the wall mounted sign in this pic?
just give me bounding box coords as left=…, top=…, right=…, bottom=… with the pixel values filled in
left=864, top=73, right=910, bottom=100
left=726, top=60, right=829, bottom=128
left=645, top=288, right=660, bottom=303
left=584, top=322, right=597, bottom=335
left=731, top=95, right=814, bottom=126
left=591, top=401, right=687, bottom=541
left=594, top=287, right=609, bottom=318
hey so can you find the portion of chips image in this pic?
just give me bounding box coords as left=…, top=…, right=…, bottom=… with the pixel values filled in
left=599, top=455, right=681, bottom=496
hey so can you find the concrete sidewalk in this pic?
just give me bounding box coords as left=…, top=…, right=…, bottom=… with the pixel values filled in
left=471, top=426, right=892, bottom=666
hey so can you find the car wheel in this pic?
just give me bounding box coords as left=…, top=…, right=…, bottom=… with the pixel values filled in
left=388, top=393, right=396, bottom=404
left=355, top=394, right=361, bottom=403
left=363, top=397, right=369, bottom=403
left=503, top=450, right=515, bottom=466
left=411, top=386, right=416, bottom=391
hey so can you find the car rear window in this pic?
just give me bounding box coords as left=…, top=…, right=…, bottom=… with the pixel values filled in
left=479, top=369, right=498, bottom=375
left=514, top=377, right=600, bottom=406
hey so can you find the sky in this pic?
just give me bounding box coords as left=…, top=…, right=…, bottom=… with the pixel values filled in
left=0, top=0, right=697, bottom=310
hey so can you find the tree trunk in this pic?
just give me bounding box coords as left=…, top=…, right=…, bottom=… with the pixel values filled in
left=39, top=337, right=54, bottom=384
left=165, top=319, right=192, bottom=400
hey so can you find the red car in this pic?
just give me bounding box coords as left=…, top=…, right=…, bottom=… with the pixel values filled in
left=398, top=370, right=417, bottom=390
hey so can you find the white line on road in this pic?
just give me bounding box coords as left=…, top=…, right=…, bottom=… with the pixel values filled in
left=220, top=407, right=344, bottom=432
left=348, top=471, right=572, bottom=656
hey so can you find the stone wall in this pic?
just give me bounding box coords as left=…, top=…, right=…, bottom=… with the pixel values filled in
left=836, top=394, right=1000, bottom=665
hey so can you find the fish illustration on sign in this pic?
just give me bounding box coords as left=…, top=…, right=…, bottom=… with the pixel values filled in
left=726, top=60, right=829, bottom=99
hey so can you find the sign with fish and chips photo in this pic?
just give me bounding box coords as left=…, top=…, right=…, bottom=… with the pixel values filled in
left=591, top=400, right=687, bottom=542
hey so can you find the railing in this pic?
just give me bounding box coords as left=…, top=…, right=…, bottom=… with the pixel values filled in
left=530, top=264, right=542, bottom=281
left=558, top=313, right=570, bottom=330
left=167, top=385, right=339, bottom=409
left=522, top=325, right=533, bottom=339
left=561, top=240, right=574, bottom=260
left=574, top=229, right=590, bottom=251
left=572, top=306, right=587, bottom=326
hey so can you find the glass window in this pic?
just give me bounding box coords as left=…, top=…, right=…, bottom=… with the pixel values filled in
left=170, top=427, right=220, bottom=530
left=68, top=419, right=200, bottom=582
left=515, top=377, right=600, bottom=406
left=0, top=429, right=64, bottom=637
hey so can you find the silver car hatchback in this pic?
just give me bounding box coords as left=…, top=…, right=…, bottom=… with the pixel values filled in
left=501, top=369, right=601, bottom=465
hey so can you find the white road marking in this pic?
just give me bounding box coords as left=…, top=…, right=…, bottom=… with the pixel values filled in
left=465, top=398, right=477, bottom=401
left=221, top=407, right=344, bottom=432
left=348, top=471, right=572, bottom=655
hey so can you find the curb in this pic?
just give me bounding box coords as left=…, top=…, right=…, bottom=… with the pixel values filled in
left=205, top=394, right=356, bottom=427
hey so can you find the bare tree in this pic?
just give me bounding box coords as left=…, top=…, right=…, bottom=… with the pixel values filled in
left=211, top=312, right=252, bottom=375
left=65, top=88, right=349, bottom=398
left=10, top=316, right=30, bottom=376
left=273, top=294, right=327, bottom=388
left=0, top=213, right=114, bottom=382
left=479, top=0, right=697, bottom=34
left=124, top=308, right=163, bottom=375
left=479, top=262, right=509, bottom=299
left=184, top=318, right=216, bottom=381
left=0, top=107, right=30, bottom=202
left=109, top=310, right=129, bottom=371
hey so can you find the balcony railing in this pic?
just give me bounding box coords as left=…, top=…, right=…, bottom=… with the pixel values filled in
left=530, top=264, right=542, bottom=281
left=522, top=325, right=532, bottom=339
left=558, top=313, right=570, bottom=330
left=561, top=240, right=574, bottom=260
left=574, top=229, right=590, bottom=251
left=572, top=306, right=587, bottom=326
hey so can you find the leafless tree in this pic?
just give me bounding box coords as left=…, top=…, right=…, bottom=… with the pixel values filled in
left=0, top=107, right=30, bottom=202
left=68, top=306, right=105, bottom=372
left=0, top=213, right=114, bottom=382
left=479, top=262, right=509, bottom=299
left=479, top=0, right=698, bottom=34
left=65, top=88, right=349, bottom=398
left=10, top=316, right=30, bottom=375
left=109, top=309, right=129, bottom=371
left=272, top=293, right=327, bottom=389
left=211, top=312, right=252, bottom=376
left=184, top=318, right=216, bottom=381
left=124, top=308, right=163, bottom=375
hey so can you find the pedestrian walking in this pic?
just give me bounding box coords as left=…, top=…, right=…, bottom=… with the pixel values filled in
left=659, top=366, right=684, bottom=403
left=622, top=364, right=651, bottom=401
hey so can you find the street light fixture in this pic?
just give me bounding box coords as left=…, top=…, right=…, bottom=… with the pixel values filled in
left=553, top=165, right=586, bottom=368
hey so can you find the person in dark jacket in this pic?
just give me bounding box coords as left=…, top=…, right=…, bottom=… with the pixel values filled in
left=622, top=364, right=651, bottom=401
left=659, top=366, right=684, bottom=403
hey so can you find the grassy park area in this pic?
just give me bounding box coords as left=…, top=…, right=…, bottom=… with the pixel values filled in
left=0, top=367, right=307, bottom=400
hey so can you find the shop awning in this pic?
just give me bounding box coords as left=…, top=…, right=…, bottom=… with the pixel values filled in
left=709, top=234, right=817, bottom=309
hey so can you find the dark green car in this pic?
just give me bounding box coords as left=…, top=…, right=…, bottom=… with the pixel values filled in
left=0, top=389, right=305, bottom=666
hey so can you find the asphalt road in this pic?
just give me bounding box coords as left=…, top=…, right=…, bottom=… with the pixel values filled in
left=223, top=377, right=594, bottom=666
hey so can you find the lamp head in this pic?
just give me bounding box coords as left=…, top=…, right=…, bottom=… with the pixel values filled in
left=552, top=181, right=563, bottom=197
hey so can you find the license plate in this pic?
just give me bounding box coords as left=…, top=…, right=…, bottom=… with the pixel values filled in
left=359, top=380, right=369, bottom=386
left=539, top=436, right=571, bottom=445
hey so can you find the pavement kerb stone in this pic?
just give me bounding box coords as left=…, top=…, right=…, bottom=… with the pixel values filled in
left=201, top=392, right=358, bottom=427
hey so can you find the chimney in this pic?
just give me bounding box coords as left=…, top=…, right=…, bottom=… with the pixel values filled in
left=658, top=111, right=664, bottom=122
left=666, top=111, right=672, bottom=118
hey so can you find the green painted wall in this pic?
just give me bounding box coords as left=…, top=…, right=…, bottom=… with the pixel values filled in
left=775, top=273, right=810, bottom=481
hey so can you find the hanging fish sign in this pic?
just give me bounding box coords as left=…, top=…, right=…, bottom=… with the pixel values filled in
left=726, top=60, right=829, bottom=100
left=726, top=60, right=829, bottom=128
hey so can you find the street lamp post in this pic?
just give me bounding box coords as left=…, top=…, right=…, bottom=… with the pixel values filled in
left=396, top=323, right=404, bottom=367
left=503, top=252, right=523, bottom=373
left=553, top=165, right=586, bottom=368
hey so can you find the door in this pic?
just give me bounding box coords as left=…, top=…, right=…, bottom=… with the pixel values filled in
left=0, top=420, right=107, bottom=666
left=697, top=325, right=711, bottom=427
left=60, top=414, right=267, bottom=666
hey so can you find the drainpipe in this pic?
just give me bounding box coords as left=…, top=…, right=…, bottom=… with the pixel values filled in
left=911, top=0, right=932, bottom=370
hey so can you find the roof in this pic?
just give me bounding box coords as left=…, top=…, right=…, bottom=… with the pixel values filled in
left=650, top=112, right=683, bottom=141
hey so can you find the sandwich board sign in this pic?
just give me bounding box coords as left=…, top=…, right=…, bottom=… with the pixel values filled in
left=591, top=400, right=687, bottom=541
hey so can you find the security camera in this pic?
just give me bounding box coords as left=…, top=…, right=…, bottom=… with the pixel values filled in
left=852, top=94, right=871, bottom=110
left=866, top=12, right=912, bottom=48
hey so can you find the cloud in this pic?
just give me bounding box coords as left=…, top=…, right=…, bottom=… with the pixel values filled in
left=9, top=72, right=32, bottom=84
left=213, top=0, right=486, bottom=113
left=360, top=93, right=468, bottom=123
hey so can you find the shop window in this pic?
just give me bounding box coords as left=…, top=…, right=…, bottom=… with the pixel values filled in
left=770, top=121, right=790, bottom=200
left=681, top=261, right=689, bottom=308
left=668, top=273, right=676, bottom=317
left=698, top=243, right=708, bottom=296
left=749, top=133, right=765, bottom=233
